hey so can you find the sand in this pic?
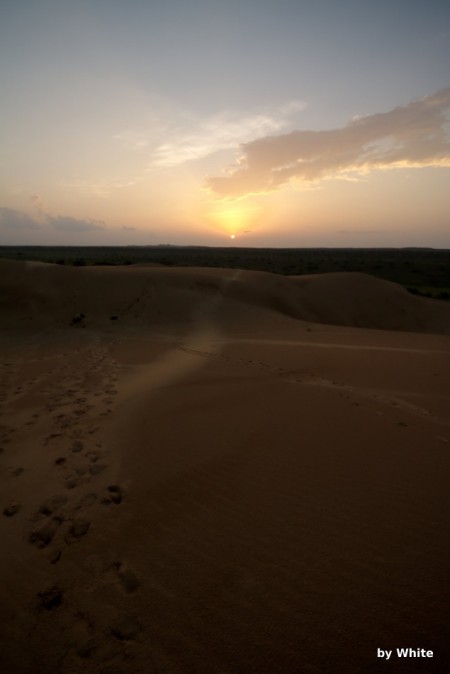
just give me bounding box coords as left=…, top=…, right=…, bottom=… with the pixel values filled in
left=1, top=260, right=449, bottom=673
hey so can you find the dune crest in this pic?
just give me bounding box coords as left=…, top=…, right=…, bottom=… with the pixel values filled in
left=1, top=259, right=449, bottom=334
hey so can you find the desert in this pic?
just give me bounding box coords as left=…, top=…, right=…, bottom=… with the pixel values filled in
left=0, top=257, right=449, bottom=673
left=3, top=0, right=450, bottom=669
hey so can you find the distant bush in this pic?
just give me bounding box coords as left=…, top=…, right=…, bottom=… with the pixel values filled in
left=1, top=246, right=450, bottom=290
left=93, top=258, right=133, bottom=266
left=407, top=286, right=450, bottom=301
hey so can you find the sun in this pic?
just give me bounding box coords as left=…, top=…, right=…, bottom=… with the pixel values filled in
left=207, top=204, right=260, bottom=240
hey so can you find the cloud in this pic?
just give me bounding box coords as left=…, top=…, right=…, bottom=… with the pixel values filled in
left=0, top=208, right=104, bottom=234
left=59, top=179, right=113, bottom=198
left=29, top=194, right=45, bottom=215
left=0, top=207, right=41, bottom=230
left=149, top=100, right=306, bottom=168
left=60, top=176, right=144, bottom=198
left=337, top=229, right=378, bottom=235
left=47, top=215, right=104, bottom=232
left=113, top=130, right=149, bottom=150
left=205, top=88, right=450, bottom=199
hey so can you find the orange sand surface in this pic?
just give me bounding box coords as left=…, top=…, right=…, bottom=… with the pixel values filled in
left=1, top=260, right=449, bottom=673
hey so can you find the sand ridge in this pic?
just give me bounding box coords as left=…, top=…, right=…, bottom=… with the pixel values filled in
left=1, top=259, right=449, bottom=333
left=1, top=260, right=449, bottom=673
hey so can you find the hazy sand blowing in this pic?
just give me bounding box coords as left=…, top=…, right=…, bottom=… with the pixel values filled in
left=0, top=260, right=449, bottom=673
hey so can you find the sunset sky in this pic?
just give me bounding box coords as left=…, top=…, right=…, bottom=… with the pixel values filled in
left=1, top=0, right=449, bottom=247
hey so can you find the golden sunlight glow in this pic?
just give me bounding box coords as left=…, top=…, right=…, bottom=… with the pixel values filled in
left=206, top=204, right=261, bottom=239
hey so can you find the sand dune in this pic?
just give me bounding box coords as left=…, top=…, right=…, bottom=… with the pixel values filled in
left=1, top=260, right=449, bottom=673
left=1, top=260, right=449, bottom=333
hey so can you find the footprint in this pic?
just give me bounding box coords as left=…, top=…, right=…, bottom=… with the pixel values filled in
left=89, top=464, right=106, bottom=477
left=3, top=504, right=21, bottom=517
left=48, top=549, right=62, bottom=565
left=29, top=517, right=63, bottom=548
left=102, top=485, right=123, bottom=505
left=65, top=477, right=79, bottom=490
left=73, top=409, right=87, bottom=417
left=44, top=433, right=61, bottom=445
left=71, top=440, right=84, bottom=454
left=113, top=562, right=140, bottom=594
left=77, top=493, right=97, bottom=509
left=68, top=614, right=106, bottom=661
left=39, top=495, right=68, bottom=516
left=37, top=586, right=64, bottom=611
left=65, top=518, right=91, bottom=544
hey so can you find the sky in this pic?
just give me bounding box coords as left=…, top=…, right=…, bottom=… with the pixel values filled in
left=1, top=0, right=449, bottom=248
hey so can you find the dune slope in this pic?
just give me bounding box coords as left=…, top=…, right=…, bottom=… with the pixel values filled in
left=1, top=259, right=449, bottom=333
left=1, top=260, right=449, bottom=673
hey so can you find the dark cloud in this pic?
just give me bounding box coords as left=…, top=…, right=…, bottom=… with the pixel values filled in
left=338, top=229, right=378, bottom=235
left=47, top=215, right=104, bottom=232
left=0, top=207, right=41, bottom=230
left=206, top=88, right=450, bottom=199
left=0, top=208, right=104, bottom=234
